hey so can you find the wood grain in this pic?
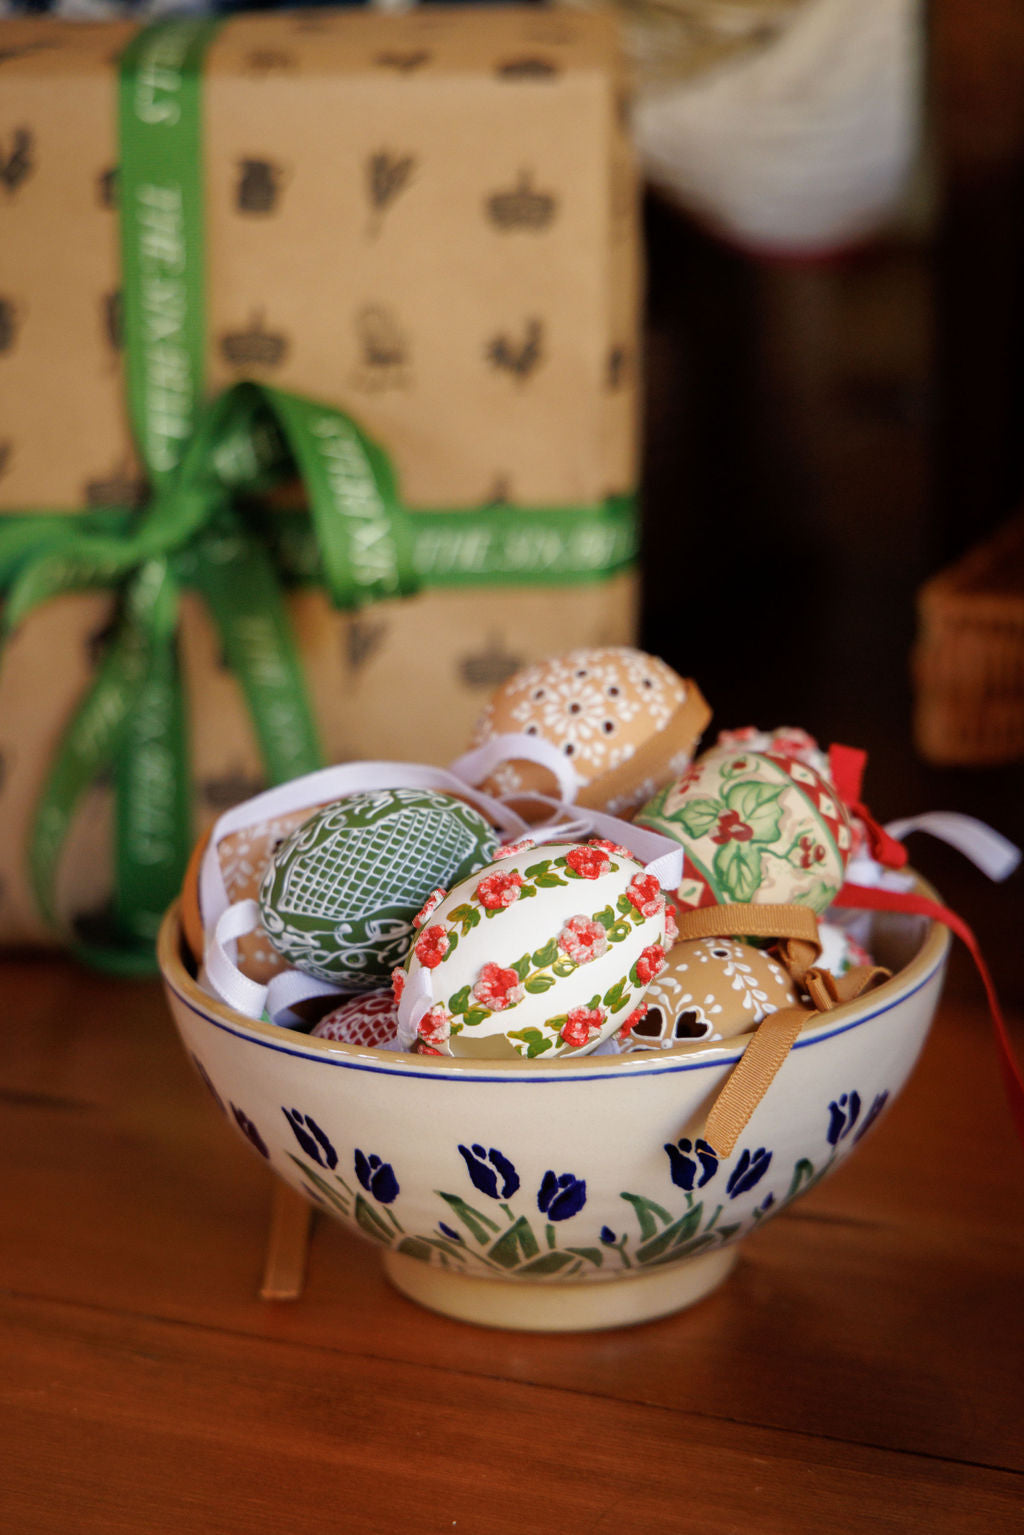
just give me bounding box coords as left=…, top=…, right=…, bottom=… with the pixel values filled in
left=1, top=943, right=1021, bottom=1532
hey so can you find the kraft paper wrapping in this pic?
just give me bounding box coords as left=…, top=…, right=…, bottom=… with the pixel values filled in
left=0, top=8, right=639, bottom=945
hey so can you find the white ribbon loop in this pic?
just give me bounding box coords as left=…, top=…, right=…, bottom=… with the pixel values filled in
left=885, top=813, right=1021, bottom=883
left=448, top=733, right=585, bottom=803
left=396, top=966, right=433, bottom=1050
left=206, top=899, right=268, bottom=1019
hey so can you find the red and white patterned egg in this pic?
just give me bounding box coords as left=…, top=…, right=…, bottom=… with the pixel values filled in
left=312, top=990, right=399, bottom=1049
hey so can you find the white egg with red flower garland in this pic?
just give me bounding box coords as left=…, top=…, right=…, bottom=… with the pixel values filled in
left=397, top=839, right=671, bottom=1059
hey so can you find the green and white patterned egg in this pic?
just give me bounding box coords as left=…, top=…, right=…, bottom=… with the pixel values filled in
left=259, top=788, right=497, bottom=988
left=400, top=839, right=671, bottom=1059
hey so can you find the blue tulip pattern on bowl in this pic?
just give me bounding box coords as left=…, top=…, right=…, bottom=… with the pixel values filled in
left=205, top=1081, right=899, bottom=1282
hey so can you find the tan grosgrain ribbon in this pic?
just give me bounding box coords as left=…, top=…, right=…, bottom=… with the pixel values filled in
left=673, top=904, right=891, bottom=1157
left=576, top=681, right=712, bottom=810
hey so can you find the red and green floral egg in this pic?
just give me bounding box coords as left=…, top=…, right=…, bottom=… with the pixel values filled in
left=259, top=788, right=497, bottom=989
left=398, top=839, right=672, bottom=1059
left=311, top=990, right=398, bottom=1048
left=468, top=646, right=708, bottom=815
left=635, top=743, right=853, bottom=914
left=621, top=938, right=799, bottom=1052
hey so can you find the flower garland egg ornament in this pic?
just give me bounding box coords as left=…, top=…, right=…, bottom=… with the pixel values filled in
left=635, top=736, right=854, bottom=913
left=454, top=646, right=712, bottom=817
left=259, top=788, right=498, bottom=989
left=395, top=836, right=681, bottom=1058
left=619, top=938, right=800, bottom=1052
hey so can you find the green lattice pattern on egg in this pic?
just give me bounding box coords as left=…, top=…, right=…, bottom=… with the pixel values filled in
left=259, top=789, right=496, bottom=987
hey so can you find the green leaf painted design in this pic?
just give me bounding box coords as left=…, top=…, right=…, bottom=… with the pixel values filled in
left=506, top=1026, right=554, bottom=1057
left=524, top=860, right=551, bottom=877
left=524, top=974, right=556, bottom=994
left=449, top=985, right=471, bottom=1015
left=517, top=1250, right=578, bottom=1277
left=602, top=977, right=629, bottom=1012
left=448, top=902, right=481, bottom=933
left=511, top=953, right=532, bottom=982
left=616, top=894, right=634, bottom=917
left=534, top=871, right=568, bottom=888
left=566, top=1247, right=604, bottom=1268
left=786, top=1158, right=816, bottom=1201
left=532, top=937, right=559, bottom=967
left=635, top=1202, right=703, bottom=1264
left=672, top=797, right=721, bottom=839
left=354, top=1194, right=395, bottom=1244
left=288, top=1154, right=348, bottom=1216
left=607, top=920, right=633, bottom=943
left=714, top=838, right=763, bottom=902
left=619, top=1191, right=674, bottom=1242
left=594, top=905, right=616, bottom=930
left=462, top=1007, right=491, bottom=1027
left=724, top=779, right=783, bottom=842
left=552, top=956, right=576, bottom=978
left=396, top=1236, right=434, bottom=1261
left=439, top=1192, right=500, bottom=1244
left=489, top=1216, right=541, bottom=1269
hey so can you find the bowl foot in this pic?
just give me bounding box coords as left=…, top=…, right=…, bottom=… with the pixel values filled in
left=382, top=1245, right=739, bottom=1332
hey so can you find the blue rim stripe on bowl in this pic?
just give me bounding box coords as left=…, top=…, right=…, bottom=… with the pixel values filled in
left=162, top=940, right=948, bottom=1085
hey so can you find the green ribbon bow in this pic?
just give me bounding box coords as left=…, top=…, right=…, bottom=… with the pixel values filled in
left=0, top=18, right=636, bottom=973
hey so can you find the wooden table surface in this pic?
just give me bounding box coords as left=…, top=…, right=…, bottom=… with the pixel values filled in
left=1, top=942, right=1021, bottom=1535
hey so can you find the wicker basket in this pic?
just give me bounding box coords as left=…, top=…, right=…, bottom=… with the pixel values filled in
left=913, top=511, right=1024, bottom=765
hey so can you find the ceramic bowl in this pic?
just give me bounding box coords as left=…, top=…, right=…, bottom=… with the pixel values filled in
left=158, top=892, right=949, bottom=1332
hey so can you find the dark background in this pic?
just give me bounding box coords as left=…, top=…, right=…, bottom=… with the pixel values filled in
left=635, top=1, right=1024, bottom=1002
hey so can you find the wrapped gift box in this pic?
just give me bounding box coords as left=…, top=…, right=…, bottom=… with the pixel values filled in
left=0, top=7, right=639, bottom=949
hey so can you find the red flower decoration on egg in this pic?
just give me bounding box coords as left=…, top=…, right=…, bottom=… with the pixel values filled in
left=557, top=914, right=609, bottom=965
left=475, top=868, right=524, bottom=910
left=418, top=1005, right=452, bottom=1047
left=626, top=872, right=663, bottom=918
left=472, top=962, right=524, bottom=1011
left=566, top=844, right=610, bottom=879
left=618, top=1001, right=649, bottom=1041
left=588, top=837, right=633, bottom=860
left=391, top=966, right=406, bottom=1003
left=561, top=1004, right=606, bottom=1048
left=635, top=943, right=667, bottom=985
left=664, top=901, right=679, bottom=946
left=413, top=888, right=448, bottom=928
left=414, top=924, right=450, bottom=969
left=495, top=839, right=536, bottom=860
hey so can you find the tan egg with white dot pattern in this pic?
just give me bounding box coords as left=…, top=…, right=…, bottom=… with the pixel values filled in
left=469, top=646, right=710, bottom=816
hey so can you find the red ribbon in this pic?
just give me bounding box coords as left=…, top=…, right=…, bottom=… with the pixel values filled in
left=829, top=744, right=908, bottom=869
left=834, top=883, right=1024, bottom=1150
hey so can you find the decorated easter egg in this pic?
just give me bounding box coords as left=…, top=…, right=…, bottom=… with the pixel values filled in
left=715, top=724, right=830, bottom=780
left=259, top=788, right=498, bottom=988
left=312, top=990, right=399, bottom=1049
left=467, top=646, right=711, bottom=815
left=398, top=839, right=672, bottom=1059
left=620, top=938, right=799, bottom=1052
left=635, top=743, right=853, bottom=913
left=817, top=920, right=874, bottom=977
